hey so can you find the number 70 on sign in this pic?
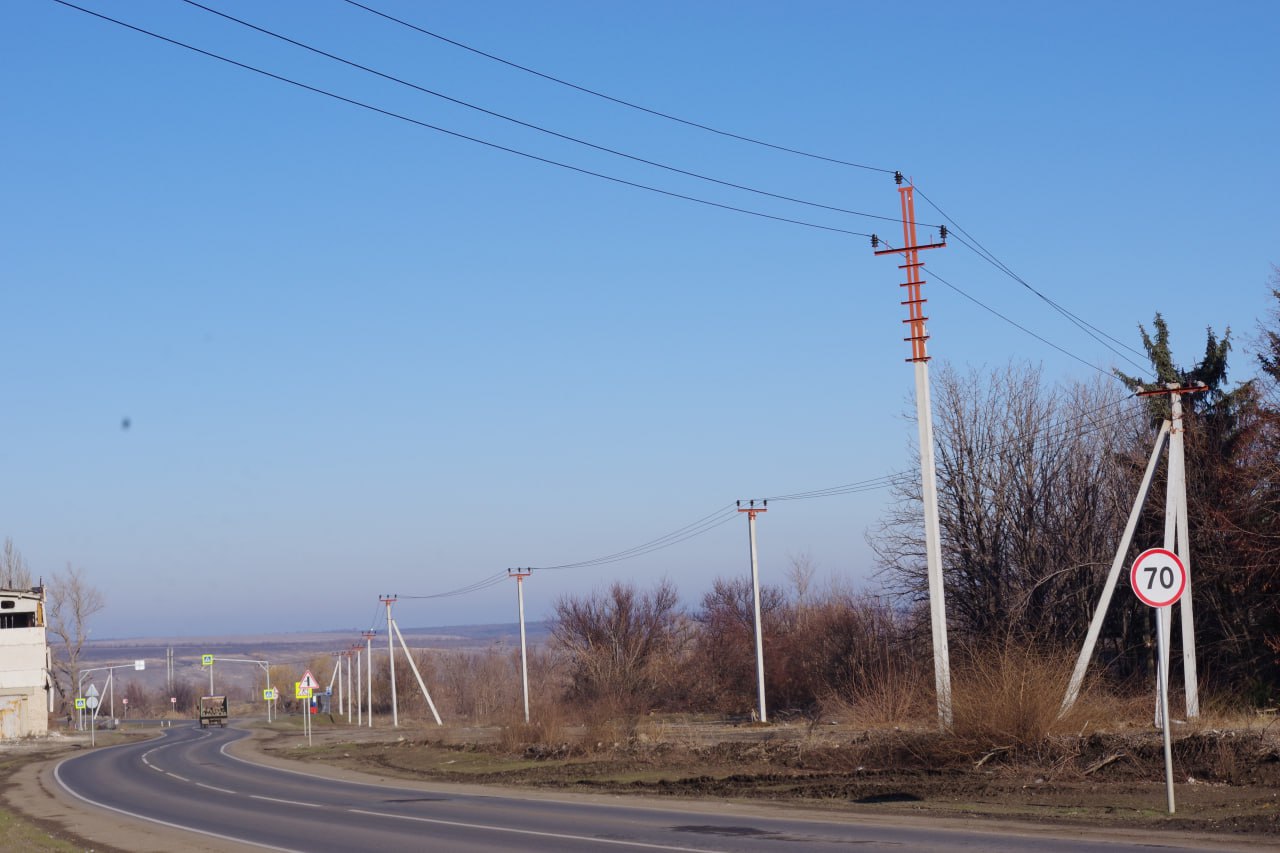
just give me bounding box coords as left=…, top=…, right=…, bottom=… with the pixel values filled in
left=1130, top=548, right=1187, bottom=608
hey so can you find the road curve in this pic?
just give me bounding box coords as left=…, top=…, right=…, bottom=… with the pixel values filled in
left=54, top=724, right=1236, bottom=853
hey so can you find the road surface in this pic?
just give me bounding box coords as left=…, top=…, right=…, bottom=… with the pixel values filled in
left=53, top=724, right=1242, bottom=852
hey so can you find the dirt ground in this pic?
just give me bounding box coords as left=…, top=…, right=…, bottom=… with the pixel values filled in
left=258, top=715, right=1280, bottom=839
left=3, top=717, right=1280, bottom=851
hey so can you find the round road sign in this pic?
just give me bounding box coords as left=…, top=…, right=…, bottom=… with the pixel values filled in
left=85, top=696, right=99, bottom=710
left=1130, top=547, right=1187, bottom=607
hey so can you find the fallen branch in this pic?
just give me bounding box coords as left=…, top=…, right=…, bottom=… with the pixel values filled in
left=1083, top=751, right=1127, bottom=776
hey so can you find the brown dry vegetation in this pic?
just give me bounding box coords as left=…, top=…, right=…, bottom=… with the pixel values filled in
left=253, top=631, right=1280, bottom=838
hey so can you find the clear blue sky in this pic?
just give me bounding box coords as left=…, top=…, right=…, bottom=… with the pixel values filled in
left=3, top=1, right=1276, bottom=639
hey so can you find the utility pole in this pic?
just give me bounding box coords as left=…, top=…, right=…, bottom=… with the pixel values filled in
left=1143, top=383, right=1202, bottom=721
left=873, top=172, right=952, bottom=727
left=509, top=569, right=533, bottom=724
left=1061, top=382, right=1203, bottom=718
left=346, top=649, right=353, bottom=723
left=737, top=501, right=769, bottom=724
left=350, top=645, right=360, bottom=722
left=381, top=596, right=398, bottom=727
left=362, top=630, right=375, bottom=728
left=331, top=653, right=343, bottom=718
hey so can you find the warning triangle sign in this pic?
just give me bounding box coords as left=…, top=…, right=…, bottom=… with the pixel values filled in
left=299, top=670, right=320, bottom=690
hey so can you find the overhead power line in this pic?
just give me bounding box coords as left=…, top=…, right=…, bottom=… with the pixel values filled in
left=529, top=504, right=742, bottom=571
left=870, top=234, right=1130, bottom=382
left=339, top=0, right=898, bottom=175
left=60, top=2, right=1142, bottom=378
left=398, top=572, right=510, bottom=600
left=50, top=0, right=874, bottom=240
left=911, top=185, right=1150, bottom=370
left=377, top=392, right=1141, bottom=604
left=176, top=0, right=909, bottom=227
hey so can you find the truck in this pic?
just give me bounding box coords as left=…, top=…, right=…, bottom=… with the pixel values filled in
left=198, top=695, right=228, bottom=728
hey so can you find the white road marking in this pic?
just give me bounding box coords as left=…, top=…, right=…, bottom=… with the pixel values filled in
left=166, top=773, right=189, bottom=782
left=346, top=808, right=711, bottom=852
left=196, top=782, right=236, bottom=795
left=250, top=794, right=322, bottom=809
left=54, top=757, right=301, bottom=853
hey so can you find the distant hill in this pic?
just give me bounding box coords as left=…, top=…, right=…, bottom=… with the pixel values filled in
left=73, top=622, right=552, bottom=697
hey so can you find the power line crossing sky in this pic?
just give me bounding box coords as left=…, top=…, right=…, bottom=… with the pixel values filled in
left=2, top=0, right=1275, bottom=637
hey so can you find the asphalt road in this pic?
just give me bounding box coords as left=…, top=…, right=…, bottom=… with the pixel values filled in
left=53, top=724, right=1231, bottom=852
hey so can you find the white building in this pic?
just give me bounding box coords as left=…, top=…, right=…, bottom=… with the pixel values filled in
left=0, top=586, right=50, bottom=738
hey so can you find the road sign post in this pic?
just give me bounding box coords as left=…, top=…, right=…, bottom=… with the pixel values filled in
left=296, top=682, right=314, bottom=746
left=1131, top=547, right=1187, bottom=815
left=85, top=688, right=99, bottom=746
left=202, top=654, right=215, bottom=694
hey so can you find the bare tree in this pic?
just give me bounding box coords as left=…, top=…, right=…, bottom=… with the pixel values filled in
left=1, top=537, right=33, bottom=589
left=47, top=564, right=105, bottom=710
left=551, top=580, right=686, bottom=714
left=786, top=551, right=817, bottom=607
left=689, top=575, right=786, bottom=712
left=871, top=362, right=1143, bottom=647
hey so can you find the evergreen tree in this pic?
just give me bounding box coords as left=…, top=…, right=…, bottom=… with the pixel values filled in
left=1117, top=313, right=1277, bottom=701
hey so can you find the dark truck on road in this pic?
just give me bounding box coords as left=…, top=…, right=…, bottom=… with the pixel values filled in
left=198, top=695, right=228, bottom=728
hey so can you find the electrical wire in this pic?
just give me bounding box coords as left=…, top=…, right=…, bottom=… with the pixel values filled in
left=255, top=0, right=1150, bottom=383
left=911, top=185, right=1150, bottom=370
left=529, top=503, right=741, bottom=570
left=338, top=0, right=897, bottom=175
left=765, top=473, right=908, bottom=502
left=49, top=0, right=875, bottom=240
left=343, top=0, right=1152, bottom=377
left=872, top=235, right=1130, bottom=382
left=60, top=1, right=1145, bottom=382
left=927, top=266, right=1125, bottom=382
left=176, top=0, right=911, bottom=227
left=50, top=2, right=1161, bottom=610
left=362, top=392, right=1143, bottom=608
left=398, top=571, right=510, bottom=600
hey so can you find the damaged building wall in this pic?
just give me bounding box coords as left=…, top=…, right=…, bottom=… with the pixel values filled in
left=0, top=587, right=49, bottom=738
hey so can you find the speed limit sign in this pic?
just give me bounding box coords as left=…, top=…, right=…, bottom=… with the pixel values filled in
left=1130, top=547, right=1187, bottom=607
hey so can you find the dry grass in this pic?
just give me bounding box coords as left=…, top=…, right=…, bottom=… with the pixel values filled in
left=496, top=698, right=569, bottom=751
left=951, top=641, right=1105, bottom=751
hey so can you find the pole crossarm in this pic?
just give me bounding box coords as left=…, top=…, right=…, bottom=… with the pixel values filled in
left=871, top=180, right=946, bottom=364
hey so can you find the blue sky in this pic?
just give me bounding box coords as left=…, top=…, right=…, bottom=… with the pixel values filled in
left=2, top=1, right=1276, bottom=639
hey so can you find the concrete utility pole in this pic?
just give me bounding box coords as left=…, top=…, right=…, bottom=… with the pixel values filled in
left=381, top=596, right=398, bottom=727
left=737, top=501, right=769, bottom=724
left=509, top=569, right=533, bottom=724
left=873, top=172, right=952, bottom=727
left=346, top=649, right=353, bottom=724
left=1061, top=382, right=1203, bottom=720
left=1149, top=384, right=1201, bottom=722
left=362, top=630, right=375, bottom=728
left=353, top=640, right=363, bottom=722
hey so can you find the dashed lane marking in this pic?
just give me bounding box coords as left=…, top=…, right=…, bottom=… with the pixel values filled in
left=346, top=808, right=711, bottom=852
left=250, top=795, right=323, bottom=809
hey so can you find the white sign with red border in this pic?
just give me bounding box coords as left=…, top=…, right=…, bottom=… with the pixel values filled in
left=1130, top=547, right=1187, bottom=608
